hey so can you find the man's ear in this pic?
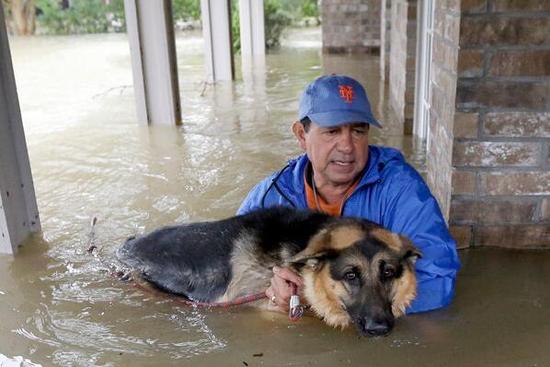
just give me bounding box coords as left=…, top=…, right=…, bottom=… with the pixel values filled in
left=292, top=121, right=307, bottom=151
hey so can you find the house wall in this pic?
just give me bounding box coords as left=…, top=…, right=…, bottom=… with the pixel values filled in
left=451, top=0, right=550, bottom=249
left=425, top=0, right=461, bottom=221
left=321, top=0, right=382, bottom=53
left=388, top=0, right=417, bottom=130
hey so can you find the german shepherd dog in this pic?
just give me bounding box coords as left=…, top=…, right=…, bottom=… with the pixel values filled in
left=116, top=207, right=421, bottom=336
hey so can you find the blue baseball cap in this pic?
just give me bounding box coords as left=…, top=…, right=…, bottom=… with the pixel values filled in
left=298, top=75, right=381, bottom=128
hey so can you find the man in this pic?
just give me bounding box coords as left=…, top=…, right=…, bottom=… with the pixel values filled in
left=237, top=75, right=460, bottom=314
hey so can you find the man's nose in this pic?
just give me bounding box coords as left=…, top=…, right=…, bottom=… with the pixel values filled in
left=336, top=131, right=353, bottom=153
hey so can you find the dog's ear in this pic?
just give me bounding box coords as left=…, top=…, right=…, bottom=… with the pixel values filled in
left=286, top=229, right=332, bottom=272
left=287, top=250, right=329, bottom=272
left=399, top=235, right=422, bottom=264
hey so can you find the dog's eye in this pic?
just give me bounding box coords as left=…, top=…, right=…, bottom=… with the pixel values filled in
left=382, top=268, right=395, bottom=279
left=344, top=271, right=357, bottom=281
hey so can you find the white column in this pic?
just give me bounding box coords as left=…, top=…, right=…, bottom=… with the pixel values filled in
left=239, top=0, right=265, bottom=60
left=0, top=6, right=41, bottom=255
left=200, top=0, right=234, bottom=82
left=124, top=0, right=181, bottom=125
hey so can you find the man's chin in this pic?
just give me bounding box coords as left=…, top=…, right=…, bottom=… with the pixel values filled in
left=325, top=171, right=359, bottom=186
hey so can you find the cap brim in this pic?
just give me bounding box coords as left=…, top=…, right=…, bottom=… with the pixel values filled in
left=307, top=110, right=382, bottom=128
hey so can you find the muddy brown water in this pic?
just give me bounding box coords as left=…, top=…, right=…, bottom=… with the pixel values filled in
left=1, top=28, right=548, bottom=366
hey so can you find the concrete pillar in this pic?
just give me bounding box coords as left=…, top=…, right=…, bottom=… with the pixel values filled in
left=0, top=5, right=41, bottom=254
left=239, top=0, right=265, bottom=66
left=200, top=0, right=234, bottom=82
left=124, top=0, right=181, bottom=125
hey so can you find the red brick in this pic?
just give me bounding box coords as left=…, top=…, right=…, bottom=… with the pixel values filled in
left=480, top=200, right=538, bottom=223
left=460, top=16, right=550, bottom=47
left=450, top=198, right=479, bottom=222
left=452, top=170, right=476, bottom=194
left=481, top=172, right=550, bottom=195
left=484, top=112, right=550, bottom=138
left=432, top=64, right=456, bottom=97
left=456, top=81, right=548, bottom=109
left=461, top=0, right=488, bottom=13
left=458, top=49, right=484, bottom=77
left=454, top=112, right=478, bottom=138
left=477, top=225, right=550, bottom=249
left=431, top=84, right=454, bottom=132
left=490, top=50, right=550, bottom=76
left=434, top=8, right=446, bottom=38
left=445, top=0, right=461, bottom=12
left=449, top=225, right=473, bottom=249
left=453, top=142, right=540, bottom=167
left=450, top=197, right=538, bottom=224
left=493, top=0, right=550, bottom=12
left=433, top=38, right=459, bottom=67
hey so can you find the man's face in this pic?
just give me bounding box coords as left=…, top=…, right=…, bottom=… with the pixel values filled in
left=293, top=121, right=370, bottom=187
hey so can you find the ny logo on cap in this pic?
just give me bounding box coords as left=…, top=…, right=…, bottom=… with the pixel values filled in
left=338, top=85, right=354, bottom=104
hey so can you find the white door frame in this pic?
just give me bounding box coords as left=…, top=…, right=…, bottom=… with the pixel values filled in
left=413, top=0, right=435, bottom=149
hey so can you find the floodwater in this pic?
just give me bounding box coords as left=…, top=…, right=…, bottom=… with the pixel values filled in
left=1, top=28, right=549, bottom=366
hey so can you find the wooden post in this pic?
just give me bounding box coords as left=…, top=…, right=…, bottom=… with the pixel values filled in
left=0, top=5, right=41, bottom=254
left=200, top=0, right=234, bottom=82
left=124, top=0, right=182, bottom=125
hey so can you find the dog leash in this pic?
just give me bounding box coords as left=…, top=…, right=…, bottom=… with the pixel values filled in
left=87, top=217, right=305, bottom=320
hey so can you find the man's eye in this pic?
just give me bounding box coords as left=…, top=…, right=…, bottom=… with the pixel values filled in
left=325, top=129, right=338, bottom=135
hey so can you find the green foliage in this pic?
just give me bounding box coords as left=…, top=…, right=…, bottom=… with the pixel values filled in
left=231, top=0, right=240, bottom=54
left=264, top=0, right=292, bottom=49
left=232, top=0, right=292, bottom=53
left=274, top=0, right=319, bottom=24
left=301, top=0, right=319, bottom=18
left=172, top=0, right=201, bottom=22
left=31, top=0, right=315, bottom=44
left=36, top=0, right=125, bottom=34
left=1, top=0, right=11, bottom=17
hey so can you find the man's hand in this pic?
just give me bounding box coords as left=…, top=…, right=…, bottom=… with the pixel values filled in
left=265, top=266, right=303, bottom=312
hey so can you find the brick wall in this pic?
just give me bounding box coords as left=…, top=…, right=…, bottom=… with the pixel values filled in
left=321, top=0, right=382, bottom=53
left=451, top=0, right=550, bottom=249
left=388, top=0, right=417, bottom=130
left=425, top=1, right=461, bottom=221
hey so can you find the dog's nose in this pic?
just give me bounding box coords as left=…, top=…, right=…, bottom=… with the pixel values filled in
left=365, top=319, right=391, bottom=336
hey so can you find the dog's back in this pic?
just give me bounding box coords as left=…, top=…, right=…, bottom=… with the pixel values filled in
left=117, top=207, right=333, bottom=302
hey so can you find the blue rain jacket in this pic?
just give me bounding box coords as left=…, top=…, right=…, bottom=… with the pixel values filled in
left=237, top=145, right=460, bottom=313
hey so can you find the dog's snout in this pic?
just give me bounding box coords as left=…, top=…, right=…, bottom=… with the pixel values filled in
left=364, top=319, right=392, bottom=336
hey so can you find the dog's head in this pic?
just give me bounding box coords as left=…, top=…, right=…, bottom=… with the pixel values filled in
left=289, top=221, right=421, bottom=337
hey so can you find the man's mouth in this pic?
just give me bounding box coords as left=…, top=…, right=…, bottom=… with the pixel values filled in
left=332, top=160, right=354, bottom=166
